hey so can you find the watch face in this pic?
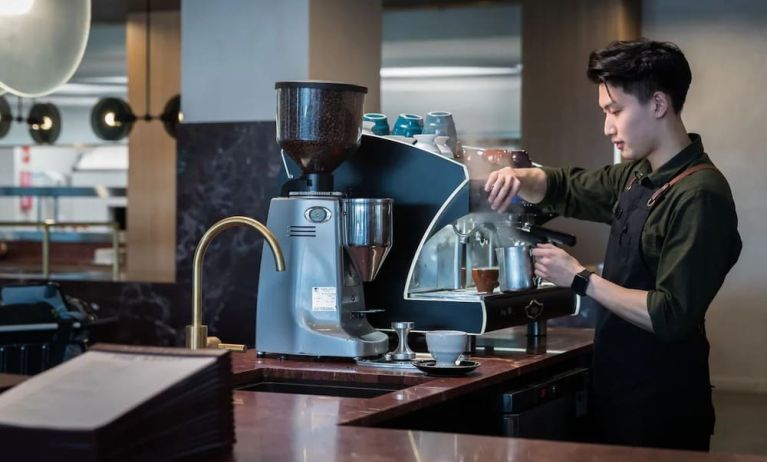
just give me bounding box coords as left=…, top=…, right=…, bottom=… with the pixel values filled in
left=572, top=270, right=591, bottom=296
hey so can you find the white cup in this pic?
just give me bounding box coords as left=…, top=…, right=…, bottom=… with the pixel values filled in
left=425, top=330, right=467, bottom=367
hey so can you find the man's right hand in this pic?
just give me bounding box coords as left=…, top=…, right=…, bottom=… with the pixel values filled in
left=485, top=167, right=522, bottom=213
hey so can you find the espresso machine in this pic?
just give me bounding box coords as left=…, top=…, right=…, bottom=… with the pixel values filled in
left=257, top=81, right=579, bottom=359
left=255, top=81, right=391, bottom=358
left=400, top=147, right=578, bottom=349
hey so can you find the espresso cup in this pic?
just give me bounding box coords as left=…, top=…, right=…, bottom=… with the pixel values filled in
left=423, top=111, right=457, bottom=152
left=471, top=267, right=499, bottom=293
left=392, top=114, right=423, bottom=137
left=425, top=330, right=467, bottom=367
left=363, top=113, right=390, bottom=136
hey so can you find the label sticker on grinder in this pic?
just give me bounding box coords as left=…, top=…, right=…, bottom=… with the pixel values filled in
left=311, top=287, right=337, bottom=311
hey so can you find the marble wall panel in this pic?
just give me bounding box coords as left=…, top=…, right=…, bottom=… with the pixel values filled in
left=175, top=121, right=283, bottom=346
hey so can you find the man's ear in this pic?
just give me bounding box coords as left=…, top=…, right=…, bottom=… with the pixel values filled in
left=652, top=91, right=671, bottom=118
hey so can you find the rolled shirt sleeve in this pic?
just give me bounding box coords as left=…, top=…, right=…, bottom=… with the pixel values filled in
left=646, top=190, right=742, bottom=343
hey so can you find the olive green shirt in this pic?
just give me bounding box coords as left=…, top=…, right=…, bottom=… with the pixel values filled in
left=540, top=134, right=742, bottom=343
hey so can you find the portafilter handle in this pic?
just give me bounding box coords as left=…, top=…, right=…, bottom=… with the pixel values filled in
left=390, top=321, right=416, bottom=361
left=517, top=223, right=577, bottom=247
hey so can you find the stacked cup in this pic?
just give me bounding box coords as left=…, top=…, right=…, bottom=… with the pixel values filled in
left=423, top=111, right=457, bottom=155
left=392, top=113, right=424, bottom=137
left=363, top=113, right=390, bottom=136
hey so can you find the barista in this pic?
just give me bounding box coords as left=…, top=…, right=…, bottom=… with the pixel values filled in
left=484, top=40, right=741, bottom=451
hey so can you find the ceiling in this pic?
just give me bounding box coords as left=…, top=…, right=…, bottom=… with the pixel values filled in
left=13, top=2, right=520, bottom=113
left=92, top=0, right=179, bottom=24
left=90, top=0, right=516, bottom=23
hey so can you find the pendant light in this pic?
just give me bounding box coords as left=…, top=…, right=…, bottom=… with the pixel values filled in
left=90, top=0, right=181, bottom=141
left=27, top=101, right=62, bottom=144
left=0, top=0, right=90, bottom=97
left=0, top=96, right=62, bottom=144
left=0, top=96, right=11, bottom=138
left=90, top=97, right=136, bottom=141
left=160, top=95, right=181, bottom=138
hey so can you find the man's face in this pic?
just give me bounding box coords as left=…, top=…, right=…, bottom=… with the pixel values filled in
left=598, top=83, right=658, bottom=161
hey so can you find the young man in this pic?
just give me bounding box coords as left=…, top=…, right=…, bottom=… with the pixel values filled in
left=484, top=40, right=741, bottom=451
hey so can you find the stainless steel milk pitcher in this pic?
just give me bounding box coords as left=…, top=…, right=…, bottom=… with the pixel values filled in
left=495, top=245, right=535, bottom=292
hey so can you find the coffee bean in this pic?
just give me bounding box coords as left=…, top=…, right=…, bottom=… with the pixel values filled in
left=277, top=86, right=365, bottom=173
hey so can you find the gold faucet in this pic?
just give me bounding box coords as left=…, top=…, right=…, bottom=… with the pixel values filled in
left=185, top=216, right=285, bottom=350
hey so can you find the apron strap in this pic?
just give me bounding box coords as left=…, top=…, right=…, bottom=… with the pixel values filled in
left=647, top=164, right=718, bottom=208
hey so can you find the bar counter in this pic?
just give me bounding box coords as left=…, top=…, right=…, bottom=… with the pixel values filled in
left=219, top=327, right=767, bottom=461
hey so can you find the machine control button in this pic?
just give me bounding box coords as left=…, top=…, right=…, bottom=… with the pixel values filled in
left=305, top=206, right=332, bottom=223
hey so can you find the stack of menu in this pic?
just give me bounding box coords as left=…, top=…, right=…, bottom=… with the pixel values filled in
left=0, top=344, right=234, bottom=461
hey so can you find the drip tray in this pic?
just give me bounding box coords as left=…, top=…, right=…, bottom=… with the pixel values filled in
left=355, top=353, right=434, bottom=370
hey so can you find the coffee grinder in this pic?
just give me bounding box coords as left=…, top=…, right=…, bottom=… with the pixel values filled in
left=255, top=81, right=391, bottom=358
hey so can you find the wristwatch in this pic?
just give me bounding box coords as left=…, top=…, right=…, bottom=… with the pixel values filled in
left=571, top=268, right=594, bottom=296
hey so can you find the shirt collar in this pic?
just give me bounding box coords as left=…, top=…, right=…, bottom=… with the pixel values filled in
left=634, top=133, right=707, bottom=187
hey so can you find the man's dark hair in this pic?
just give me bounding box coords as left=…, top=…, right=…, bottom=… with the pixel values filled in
left=587, top=39, right=692, bottom=113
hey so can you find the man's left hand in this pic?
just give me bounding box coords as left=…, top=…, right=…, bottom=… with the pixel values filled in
left=531, top=243, right=585, bottom=287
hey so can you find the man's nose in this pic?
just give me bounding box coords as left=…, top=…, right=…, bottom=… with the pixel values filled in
left=604, top=117, right=616, bottom=137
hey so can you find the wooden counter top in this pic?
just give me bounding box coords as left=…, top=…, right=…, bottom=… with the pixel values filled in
left=220, top=327, right=767, bottom=461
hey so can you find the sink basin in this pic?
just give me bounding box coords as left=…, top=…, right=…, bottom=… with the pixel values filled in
left=235, top=367, right=425, bottom=399
left=237, top=378, right=407, bottom=399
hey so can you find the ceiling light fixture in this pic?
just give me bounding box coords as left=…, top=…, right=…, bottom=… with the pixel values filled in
left=0, top=96, right=63, bottom=144
left=0, top=96, right=11, bottom=138
left=90, top=0, right=180, bottom=141
left=0, top=0, right=35, bottom=16
left=0, top=0, right=90, bottom=97
left=27, top=101, right=61, bottom=144
left=91, top=97, right=136, bottom=141
left=380, top=65, right=522, bottom=79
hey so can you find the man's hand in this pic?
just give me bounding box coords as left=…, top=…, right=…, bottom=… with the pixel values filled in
left=484, top=167, right=521, bottom=212
left=531, top=243, right=585, bottom=287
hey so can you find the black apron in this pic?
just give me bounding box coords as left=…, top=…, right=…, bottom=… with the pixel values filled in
left=592, top=165, right=716, bottom=451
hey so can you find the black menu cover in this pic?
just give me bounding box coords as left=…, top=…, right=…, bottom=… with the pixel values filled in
left=0, top=344, right=234, bottom=461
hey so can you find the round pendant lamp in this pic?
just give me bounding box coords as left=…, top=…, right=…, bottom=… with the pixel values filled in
left=27, top=102, right=61, bottom=144
left=89, top=1, right=181, bottom=141
left=91, top=97, right=137, bottom=141
left=90, top=94, right=180, bottom=141
left=0, top=0, right=91, bottom=97
left=160, top=94, right=181, bottom=138
left=0, top=96, right=11, bottom=138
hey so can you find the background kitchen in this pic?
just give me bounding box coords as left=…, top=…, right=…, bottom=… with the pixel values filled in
left=0, top=0, right=765, bottom=455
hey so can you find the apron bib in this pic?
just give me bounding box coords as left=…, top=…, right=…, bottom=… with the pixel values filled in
left=592, top=165, right=717, bottom=451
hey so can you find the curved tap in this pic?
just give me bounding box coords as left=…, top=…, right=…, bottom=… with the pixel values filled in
left=186, top=216, right=285, bottom=350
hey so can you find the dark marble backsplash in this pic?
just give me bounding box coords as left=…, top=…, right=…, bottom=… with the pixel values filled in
left=175, top=121, right=283, bottom=346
